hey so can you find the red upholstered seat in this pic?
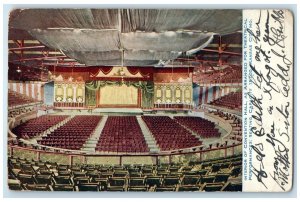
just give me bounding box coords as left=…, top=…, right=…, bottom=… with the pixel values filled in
left=142, top=116, right=202, bottom=151
left=96, top=116, right=149, bottom=153
left=13, top=115, right=69, bottom=139
left=210, top=92, right=242, bottom=110
left=8, top=89, right=39, bottom=107
left=37, top=115, right=102, bottom=150
left=194, top=65, right=242, bottom=84
left=174, top=117, right=221, bottom=138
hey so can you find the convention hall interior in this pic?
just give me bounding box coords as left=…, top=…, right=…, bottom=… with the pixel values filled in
left=7, top=9, right=243, bottom=192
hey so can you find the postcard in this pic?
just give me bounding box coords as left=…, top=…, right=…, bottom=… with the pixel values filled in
left=6, top=8, right=293, bottom=192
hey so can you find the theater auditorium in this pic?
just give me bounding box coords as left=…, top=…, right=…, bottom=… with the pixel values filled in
left=7, top=9, right=243, bottom=192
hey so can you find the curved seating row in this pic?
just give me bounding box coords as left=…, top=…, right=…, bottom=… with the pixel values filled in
left=174, top=116, right=221, bottom=138
left=210, top=92, right=242, bottom=110
left=96, top=116, right=149, bottom=153
left=8, top=89, right=39, bottom=107
left=142, top=116, right=202, bottom=151
left=8, top=155, right=242, bottom=192
left=12, top=115, right=69, bottom=139
left=38, top=115, right=102, bottom=150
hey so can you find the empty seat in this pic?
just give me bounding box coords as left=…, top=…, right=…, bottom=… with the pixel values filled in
left=200, top=175, right=215, bottom=184
left=177, top=185, right=200, bottom=192
left=221, top=182, right=242, bottom=191
left=156, top=171, right=170, bottom=177
left=168, top=172, right=182, bottom=177
left=107, top=186, right=125, bottom=192
left=113, top=171, right=128, bottom=177
left=155, top=187, right=175, bottom=192
left=8, top=179, right=23, bottom=190
left=109, top=177, right=126, bottom=187
left=182, top=171, right=198, bottom=175
left=17, top=174, right=36, bottom=184
left=58, top=170, right=71, bottom=176
left=129, top=177, right=145, bottom=187
left=129, top=172, right=142, bottom=177
left=163, top=177, right=179, bottom=186
left=74, top=177, right=90, bottom=185
left=230, top=166, right=242, bottom=177
left=211, top=164, right=222, bottom=173
left=214, top=173, right=230, bottom=183
left=35, top=174, right=52, bottom=185
left=197, top=169, right=209, bottom=176
left=181, top=175, right=200, bottom=185
left=127, top=186, right=148, bottom=192
left=202, top=183, right=224, bottom=192
left=20, top=164, right=35, bottom=174
left=40, top=170, right=53, bottom=175
left=93, top=178, right=108, bottom=190
left=53, top=184, right=75, bottom=191
left=142, top=168, right=153, bottom=174
left=100, top=172, right=114, bottom=179
left=77, top=183, right=100, bottom=191
left=86, top=170, right=100, bottom=179
left=58, top=165, right=68, bottom=171
left=71, top=166, right=81, bottom=172
left=25, top=184, right=51, bottom=191
left=73, top=171, right=87, bottom=177
left=145, top=177, right=162, bottom=187
left=169, top=166, right=180, bottom=172
left=54, top=176, right=72, bottom=185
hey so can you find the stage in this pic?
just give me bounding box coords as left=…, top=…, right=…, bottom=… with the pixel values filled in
left=92, top=108, right=144, bottom=114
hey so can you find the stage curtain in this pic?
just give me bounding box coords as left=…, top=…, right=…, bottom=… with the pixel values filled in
left=85, top=88, right=96, bottom=106
left=85, top=80, right=154, bottom=108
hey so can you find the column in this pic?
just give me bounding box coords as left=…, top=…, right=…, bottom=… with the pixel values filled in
left=63, top=84, right=67, bottom=102
left=73, top=85, right=77, bottom=102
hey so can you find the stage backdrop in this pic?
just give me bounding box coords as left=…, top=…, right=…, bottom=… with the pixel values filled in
left=85, top=81, right=154, bottom=108
left=100, top=84, right=138, bottom=106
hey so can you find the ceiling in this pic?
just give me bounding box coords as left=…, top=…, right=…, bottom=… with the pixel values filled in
left=8, top=9, right=242, bottom=81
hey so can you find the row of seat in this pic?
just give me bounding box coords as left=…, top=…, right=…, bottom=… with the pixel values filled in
left=9, top=180, right=241, bottom=192
left=8, top=89, right=38, bottom=107
left=142, top=116, right=202, bottom=151
left=96, top=116, right=149, bottom=152
left=13, top=114, right=230, bottom=152
left=211, top=110, right=242, bottom=143
left=193, top=65, right=242, bottom=84
left=174, top=116, right=221, bottom=138
left=12, top=115, right=69, bottom=139
left=8, top=155, right=242, bottom=192
left=210, top=92, right=242, bottom=110
left=38, top=115, right=102, bottom=150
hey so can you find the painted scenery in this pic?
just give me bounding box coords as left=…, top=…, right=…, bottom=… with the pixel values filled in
left=8, top=9, right=242, bottom=192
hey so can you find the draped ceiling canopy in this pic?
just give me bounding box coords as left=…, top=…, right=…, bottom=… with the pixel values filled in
left=9, top=9, right=242, bottom=66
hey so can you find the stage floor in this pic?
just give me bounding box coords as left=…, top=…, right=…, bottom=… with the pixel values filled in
left=92, top=108, right=143, bottom=114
